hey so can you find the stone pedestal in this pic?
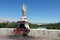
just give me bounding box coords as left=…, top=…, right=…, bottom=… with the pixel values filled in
left=17, top=4, right=30, bottom=30
left=17, top=21, right=30, bottom=29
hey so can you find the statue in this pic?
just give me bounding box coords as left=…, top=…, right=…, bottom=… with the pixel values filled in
left=22, top=4, right=26, bottom=16
left=12, top=4, right=30, bottom=36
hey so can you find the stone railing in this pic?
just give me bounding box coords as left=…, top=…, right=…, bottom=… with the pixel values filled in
left=29, top=29, right=60, bottom=40
left=0, top=28, right=60, bottom=40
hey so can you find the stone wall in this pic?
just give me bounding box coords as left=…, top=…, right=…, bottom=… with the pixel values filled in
left=29, top=29, right=60, bottom=40
left=0, top=28, right=60, bottom=40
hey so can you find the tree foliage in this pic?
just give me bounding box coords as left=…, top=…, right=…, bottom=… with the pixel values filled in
left=0, top=22, right=60, bottom=29
left=0, top=22, right=18, bottom=28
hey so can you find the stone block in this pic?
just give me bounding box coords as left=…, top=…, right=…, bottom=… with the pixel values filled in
left=48, top=31, right=59, bottom=39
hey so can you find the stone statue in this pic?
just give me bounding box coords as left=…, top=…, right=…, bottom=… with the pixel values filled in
left=12, top=4, right=30, bottom=36
left=22, top=4, right=26, bottom=16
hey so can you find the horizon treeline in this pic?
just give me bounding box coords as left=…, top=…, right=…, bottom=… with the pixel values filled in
left=0, top=22, right=60, bottom=29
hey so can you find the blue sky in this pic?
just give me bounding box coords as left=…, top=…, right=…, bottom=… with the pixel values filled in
left=0, top=0, right=60, bottom=23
